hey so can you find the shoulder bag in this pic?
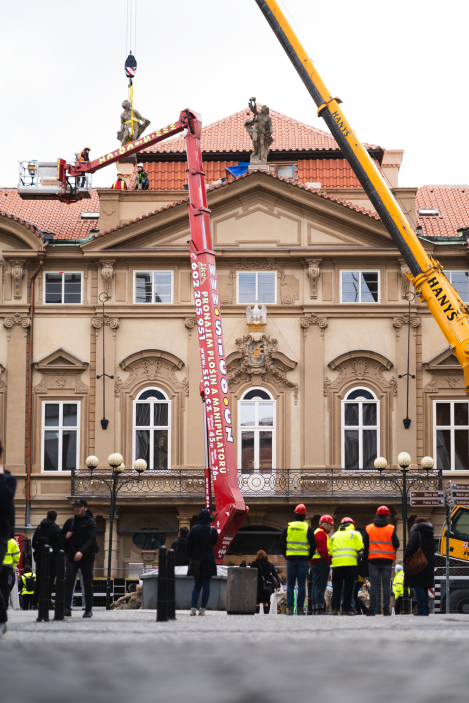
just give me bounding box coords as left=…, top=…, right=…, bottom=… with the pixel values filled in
left=406, top=532, right=428, bottom=575
left=258, top=562, right=275, bottom=599
left=187, top=527, right=212, bottom=578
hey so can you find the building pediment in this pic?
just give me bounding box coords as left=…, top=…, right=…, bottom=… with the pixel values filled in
left=34, top=347, right=89, bottom=372
left=423, top=347, right=462, bottom=373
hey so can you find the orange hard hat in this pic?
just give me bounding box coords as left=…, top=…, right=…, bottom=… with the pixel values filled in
left=377, top=505, right=391, bottom=516
left=294, top=504, right=307, bottom=515
left=84, top=146, right=91, bottom=150
left=341, top=517, right=355, bottom=526
left=319, top=514, right=334, bottom=525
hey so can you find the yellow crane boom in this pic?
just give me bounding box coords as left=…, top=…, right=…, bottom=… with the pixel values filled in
left=255, top=0, right=469, bottom=391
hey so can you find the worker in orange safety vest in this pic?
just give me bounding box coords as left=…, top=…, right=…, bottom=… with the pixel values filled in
left=76, top=147, right=90, bottom=187
left=364, top=506, right=400, bottom=616
left=112, top=173, right=128, bottom=190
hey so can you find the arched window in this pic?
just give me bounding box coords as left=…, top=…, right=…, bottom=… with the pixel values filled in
left=133, top=387, right=170, bottom=470
left=238, top=387, right=275, bottom=473
left=341, top=387, right=379, bottom=470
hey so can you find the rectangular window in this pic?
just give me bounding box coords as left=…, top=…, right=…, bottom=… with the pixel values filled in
left=269, top=163, right=298, bottom=180
left=44, top=272, right=83, bottom=304
left=237, top=271, right=276, bottom=304
left=443, top=271, right=469, bottom=303
left=341, top=271, right=379, bottom=303
left=42, top=401, right=79, bottom=472
left=134, top=271, right=173, bottom=304
left=434, top=400, right=469, bottom=471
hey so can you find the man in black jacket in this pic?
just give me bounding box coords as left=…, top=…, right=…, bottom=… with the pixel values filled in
left=0, top=440, right=16, bottom=635
left=33, top=510, right=63, bottom=607
left=170, top=526, right=189, bottom=566
left=61, top=499, right=97, bottom=618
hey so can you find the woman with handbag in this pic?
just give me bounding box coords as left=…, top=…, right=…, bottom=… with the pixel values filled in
left=404, top=517, right=435, bottom=616
left=186, top=509, right=218, bottom=616
left=250, top=550, right=279, bottom=614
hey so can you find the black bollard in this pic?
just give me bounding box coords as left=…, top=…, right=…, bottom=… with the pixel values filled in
left=307, top=568, right=313, bottom=614
left=167, top=549, right=176, bottom=620
left=54, top=550, right=65, bottom=621
left=156, top=546, right=168, bottom=622
left=37, top=544, right=51, bottom=622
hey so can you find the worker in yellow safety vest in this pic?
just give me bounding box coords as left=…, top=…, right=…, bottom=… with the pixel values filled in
left=0, top=538, right=20, bottom=611
left=112, top=173, right=128, bottom=190
left=21, top=564, right=36, bottom=610
left=329, top=517, right=364, bottom=615
left=280, top=504, right=316, bottom=616
left=392, top=564, right=410, bottom=615
left=364, top=505, right=400, bottom=616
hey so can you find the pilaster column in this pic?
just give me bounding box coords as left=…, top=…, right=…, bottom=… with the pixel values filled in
left=393, top=313, right=420, bottom=464
left=104, top=513, right=119, bottom=578
left=185, top=317, right=204, bottom=468
left=92, top=315, right=119, bottom=464
left=300, top=314, right=327, bottom=467
left=177, top=507, right=195, bottom=531
left=4, top=314, right=30, bottom=471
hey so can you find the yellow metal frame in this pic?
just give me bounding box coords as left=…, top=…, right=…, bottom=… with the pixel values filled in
left=440, top=505, right=469, bottom=560
left=260, top=0, right=469, bottom=391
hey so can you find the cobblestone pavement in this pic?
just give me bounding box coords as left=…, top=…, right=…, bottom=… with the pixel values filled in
left=2, top=611, right=469, bottom=702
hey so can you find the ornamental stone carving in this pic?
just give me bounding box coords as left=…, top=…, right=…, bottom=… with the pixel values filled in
left=184, top=317, right=197, bottom=338
left=324, top=350, right=397, bottom=403
left=400, top=263, right=411, bottom=299
left=227, top=334, right=298, bottom=404
left=11, top=260, right=25, bottom=300
left=3, top=312, right=31, bottom=340
left=300, top=313, right=328, bottom=339
left=91, top=314, right=120, bottom=339
left=392, top=313, right=420, bottom=340
left=33, top=348, right=89, bottom=395
left=306, top=259, right=321, bottom=299
left=223, top=259, right=296, bottom=305
left=101, top=261, right=115, bottom=299
left=114, top=349, right=188, bottom=398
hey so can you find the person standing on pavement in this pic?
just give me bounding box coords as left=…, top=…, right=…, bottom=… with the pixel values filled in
left=61, top=499, right=97, bottom=618
left=329, top=517, right=364, bottom=616
left=170, top=526, right=190, bottom=566
left=32, top=510, right=62, bottom=608
left=309, top=514, right=333, bottom=615
left=392, top=564, right=408, bottom=614
left=186, top=509, right=218, bottom=616
left=280, top=504, right=316, bottom=616
left=364, top=506, right=399, bottom=616
left=0, top=440, right=17, bottom=636
left=404, top=518, right=435, bottom=616
left=250, top=550, right=279, bottom=614
left=20, top=564, right=36, bottom=610
left=0, top=537, right=20, bottom=612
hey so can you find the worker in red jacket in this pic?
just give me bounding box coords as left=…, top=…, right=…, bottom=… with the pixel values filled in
left=112, top=173, right=128, bottom=190
left=309, top=514, right=333, bottom=615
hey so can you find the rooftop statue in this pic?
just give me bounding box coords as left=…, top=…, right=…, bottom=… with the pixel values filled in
left=117, top=100, right=151, bottom=146
left=244, top=98, right=274, bottom=165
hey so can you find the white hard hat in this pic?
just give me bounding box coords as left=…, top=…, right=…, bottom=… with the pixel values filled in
left=395, top=564, right=403, bottom=572
left=137, top=163, right=144, bottom=167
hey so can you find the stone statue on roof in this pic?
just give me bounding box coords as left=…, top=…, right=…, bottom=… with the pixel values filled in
left=244, top=98, right=274, bottom=165
left=117, top=100, right=151, bottom=146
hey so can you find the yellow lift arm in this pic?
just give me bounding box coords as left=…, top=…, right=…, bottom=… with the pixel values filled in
left=255, top=0, right=469, bottom=391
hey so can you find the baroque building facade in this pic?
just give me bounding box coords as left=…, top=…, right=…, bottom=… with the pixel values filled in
left=2, top=106, right=469, bottom=572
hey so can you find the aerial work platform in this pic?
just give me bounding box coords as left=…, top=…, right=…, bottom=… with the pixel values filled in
left=18, top=161, right=92, bottom=201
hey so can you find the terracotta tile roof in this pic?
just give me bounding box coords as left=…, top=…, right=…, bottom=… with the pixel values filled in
left=98, top=170, right=379, bottom=237
left=143, top=107, right=379, bottom=155
left=416, top=186, right=469, bottom=237
left=0, top=189, right=100, bottom=240
left=298, top=159, right=362, bottom=188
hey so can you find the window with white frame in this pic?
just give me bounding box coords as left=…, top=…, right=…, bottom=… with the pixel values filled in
left=434, top=400, right=469, bottom=471
left=44, top=272, right=83, bottom=304
left=341, top=271, right=379, bottom=303
left=42, top=402, right=80, bottom=472
left=342, top=387, right=379, bottom=470
left=134, top=388, right=170, bottom=470
left=134, top=271, right=173, bottom=304
left=237, top=271, right=276, bottom=304
left=443, top=271, right=469, bottom=303
left=238, top=388, right=275, bottom=473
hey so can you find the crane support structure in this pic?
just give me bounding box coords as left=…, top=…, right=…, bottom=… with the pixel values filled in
left=255, top=0, right=469, bottom=391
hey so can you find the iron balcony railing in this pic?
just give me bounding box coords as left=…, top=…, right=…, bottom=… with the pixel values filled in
left=71, top=468, right=442, bottom=500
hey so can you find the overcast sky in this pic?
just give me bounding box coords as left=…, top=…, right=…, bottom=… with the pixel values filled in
left=2, top=0, right=468, bottom=189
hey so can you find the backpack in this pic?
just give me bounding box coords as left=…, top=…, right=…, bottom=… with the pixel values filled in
left=357, top=552, right=369, bottom=578
left=24, top=573, right=36, bottom=591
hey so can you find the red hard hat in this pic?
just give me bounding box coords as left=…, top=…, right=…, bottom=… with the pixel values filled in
left=341, top=517, right=355, bottom=526
left=294, top=503, right=307, bottom=514
left=377, top=505, right=391, bottom=516
left=319, top=514, right=334, bottom=524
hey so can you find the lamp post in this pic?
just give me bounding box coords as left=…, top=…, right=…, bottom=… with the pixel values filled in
left=374, top=453, right=435, bottom=614
left=85, top=453, right=147, bottom=610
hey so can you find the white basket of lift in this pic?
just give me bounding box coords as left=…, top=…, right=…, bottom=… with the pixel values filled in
left=17, top=160, right=92, bottom=200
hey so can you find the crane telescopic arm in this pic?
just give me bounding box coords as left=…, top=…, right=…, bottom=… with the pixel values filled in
left=255, top=0, right=469, bottom=391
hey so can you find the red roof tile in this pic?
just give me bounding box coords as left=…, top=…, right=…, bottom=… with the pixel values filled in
left=0, top=189, right=100, bottom=240
left=98, top=170, right=379, bottom=237
left=416, top=186, right=469, bottom=237
left=143, top=107, right=379, bottom=155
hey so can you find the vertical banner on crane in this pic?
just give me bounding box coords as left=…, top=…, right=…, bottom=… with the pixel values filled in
left=184, top=110, right=248, bottom=561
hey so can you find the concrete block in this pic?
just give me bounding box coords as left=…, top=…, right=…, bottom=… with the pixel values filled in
left=226, top=567, right=258, bottom=615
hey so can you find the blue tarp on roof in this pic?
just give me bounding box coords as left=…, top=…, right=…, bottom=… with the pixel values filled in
left=225, top=162, right=250, bottom=179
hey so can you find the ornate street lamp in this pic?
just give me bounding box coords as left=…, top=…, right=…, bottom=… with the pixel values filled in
left=374, top=452, right=436, bottom=614
left=84, top=453, right=148, bottom=610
